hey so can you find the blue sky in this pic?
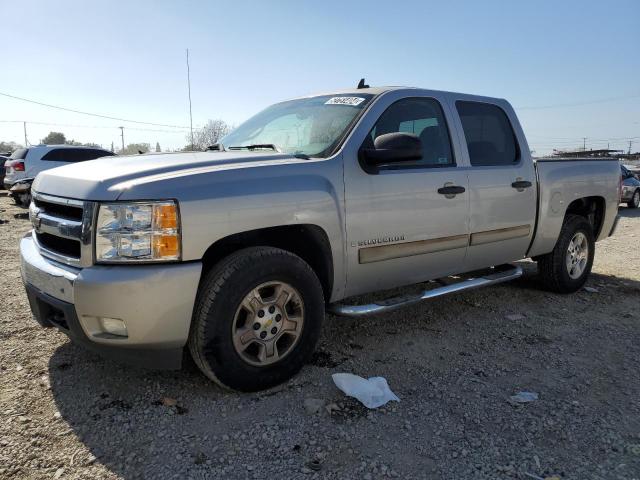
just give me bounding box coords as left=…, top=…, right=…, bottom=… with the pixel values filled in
left=1, top=0, right=638, bottom=154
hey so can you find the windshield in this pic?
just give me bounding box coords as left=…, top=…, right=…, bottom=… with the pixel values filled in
left=220, top=94, right=374, bottom=158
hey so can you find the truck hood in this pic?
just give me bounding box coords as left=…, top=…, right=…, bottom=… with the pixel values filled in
left=32, top=151, right=309, bottom=201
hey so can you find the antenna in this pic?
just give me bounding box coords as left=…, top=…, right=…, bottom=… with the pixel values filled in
left=357, top=78, right=369, bottom=89
left=186, top=49, right=194, bottom=150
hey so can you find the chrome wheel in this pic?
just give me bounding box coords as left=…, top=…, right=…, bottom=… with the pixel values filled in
left=566, top=232, right=589, bottom=279
left=232, top=281, right=305, bottom=366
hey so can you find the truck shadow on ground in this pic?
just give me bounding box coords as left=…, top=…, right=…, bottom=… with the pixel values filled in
left=46, top=265, right=640, bottom=478
left=618, top=205, right=640, bottom=218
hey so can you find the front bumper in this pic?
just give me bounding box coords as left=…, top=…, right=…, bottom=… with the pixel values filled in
left=20, top=233, right=202, bottom=369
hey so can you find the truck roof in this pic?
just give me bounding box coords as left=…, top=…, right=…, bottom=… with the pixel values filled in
left=290, top=86, right=507, bottom=105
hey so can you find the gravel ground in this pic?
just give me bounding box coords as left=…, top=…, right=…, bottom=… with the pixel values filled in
left=1, top=193, right=639, bottom=480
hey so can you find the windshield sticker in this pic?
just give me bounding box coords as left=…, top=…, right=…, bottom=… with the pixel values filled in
left=325, top=97, right=366, bottom=106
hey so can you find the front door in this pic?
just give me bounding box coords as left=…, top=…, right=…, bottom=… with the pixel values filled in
left=343, top=95, right=470, bottom=297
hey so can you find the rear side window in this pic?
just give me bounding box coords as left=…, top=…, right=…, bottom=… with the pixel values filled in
left=41, top=148, right=114, bottom=163
left=10, top=148, right=28, bottom=160
left=456, top=101, right=519, bottom=166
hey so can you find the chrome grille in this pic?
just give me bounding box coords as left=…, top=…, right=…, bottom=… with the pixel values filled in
left=30, top=191, right=95, bottom=267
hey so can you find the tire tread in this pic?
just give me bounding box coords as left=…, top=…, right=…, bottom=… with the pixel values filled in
left=188, top=246, right=322, bottom=391
left=537, top=214, right=594, bottom=293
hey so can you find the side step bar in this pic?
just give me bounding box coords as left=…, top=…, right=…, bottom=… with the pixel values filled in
left=328, top=264, right=523, bottom=317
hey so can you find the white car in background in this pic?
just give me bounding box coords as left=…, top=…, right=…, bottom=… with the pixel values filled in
left=4, top=145, right=114, bottom=205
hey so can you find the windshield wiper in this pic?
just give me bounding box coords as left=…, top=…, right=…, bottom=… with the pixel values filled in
left=206, top=143, right=225, bottom=151
left=227, top=144, right=279, bottom=152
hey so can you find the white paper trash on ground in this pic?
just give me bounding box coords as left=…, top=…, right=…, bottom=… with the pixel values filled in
left=332, top=373, right=400, bottom=409
left=510, top=391, right=539, bottom=403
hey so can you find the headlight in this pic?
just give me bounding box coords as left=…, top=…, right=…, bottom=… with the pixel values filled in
left=95, top=201, right=181, bottom=263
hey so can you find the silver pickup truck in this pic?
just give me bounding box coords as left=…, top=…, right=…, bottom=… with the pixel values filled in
left=20, top=86, right=620, bottom=391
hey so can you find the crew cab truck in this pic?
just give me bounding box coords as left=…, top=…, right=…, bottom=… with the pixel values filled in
left=20, top=86, right=620, bottom=391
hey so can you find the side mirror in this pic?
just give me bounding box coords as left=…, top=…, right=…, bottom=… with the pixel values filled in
left=362, top=132, right=423, bottom=166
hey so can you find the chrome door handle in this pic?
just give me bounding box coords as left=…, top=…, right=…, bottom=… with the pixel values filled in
left=437, top=185, right=466, bottom=197
left=511, top=180, right=532, bottom=190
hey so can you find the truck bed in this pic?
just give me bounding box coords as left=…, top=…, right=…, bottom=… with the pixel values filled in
left=528, top=157, right=620, bottom=257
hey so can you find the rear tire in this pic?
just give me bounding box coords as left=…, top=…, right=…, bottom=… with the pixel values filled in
left=628, top=189, right=640, bottom=209
left=188, top=247, right=324, bottom=392
left=537, top=214, right=595, bottom=293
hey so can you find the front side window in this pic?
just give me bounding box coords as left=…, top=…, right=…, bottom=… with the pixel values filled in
left=220, top=94, right=374, bottom=158
left=365, top=97, right=454, bottom=168
left=456, top=101, right=519, bottom=166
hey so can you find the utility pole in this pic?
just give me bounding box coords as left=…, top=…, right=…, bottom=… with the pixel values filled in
left=630, top=140, right=633, bottom=155
left=582, top=137, right=587, bottom=151
left=186, top=49, right=194, bottom=149
left=23, top=121, right=28, bottom=146
left=119, top=126, right=125, bottom=152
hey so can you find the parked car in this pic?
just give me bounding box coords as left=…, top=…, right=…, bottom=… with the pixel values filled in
left=621, top=164, right=640, bottom=208
left=4, top=145, right=114, bottom=205
left=0, top=155, right=8, bottom=187
left=624, top=164, right=640, bottom=177
left=20, top=86, right=620, bottom=391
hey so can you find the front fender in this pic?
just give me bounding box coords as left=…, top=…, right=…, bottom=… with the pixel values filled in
left=117, top=156, right=347, bottom=300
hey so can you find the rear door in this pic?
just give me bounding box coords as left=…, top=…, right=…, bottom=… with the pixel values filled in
left=453, top=100, right=536, bottom=270
left=343, top=92, right=470, bottom=297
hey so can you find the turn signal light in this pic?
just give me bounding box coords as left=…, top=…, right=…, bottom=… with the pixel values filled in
left=153, top=234, right=180, bottom=258
left=153, top=204, right=178, bottom=230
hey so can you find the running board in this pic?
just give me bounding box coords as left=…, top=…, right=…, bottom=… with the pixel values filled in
left=328, top=264, right=523, bottom=317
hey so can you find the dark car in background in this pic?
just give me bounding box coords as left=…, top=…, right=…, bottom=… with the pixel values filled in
left=621, top=164, right=640, bottom=208
left=0, top=155, right=8, bottom=187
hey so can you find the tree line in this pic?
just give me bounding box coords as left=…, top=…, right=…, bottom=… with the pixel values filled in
left=0, top=119, right=232, bottom=156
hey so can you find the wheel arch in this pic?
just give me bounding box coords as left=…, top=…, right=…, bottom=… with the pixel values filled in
left=199, top=224, right=334, bottom=302
left=564, top=196, right=606, bottom=238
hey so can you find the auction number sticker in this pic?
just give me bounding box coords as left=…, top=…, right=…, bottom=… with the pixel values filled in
left=325, top=97, right=366, bottom=106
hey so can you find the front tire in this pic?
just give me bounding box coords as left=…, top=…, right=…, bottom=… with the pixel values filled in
left=189, top=247, right=324, bottom=392
left=537, top=214, right=595, bottom=293
left=628, top=189, right=640, bottom=209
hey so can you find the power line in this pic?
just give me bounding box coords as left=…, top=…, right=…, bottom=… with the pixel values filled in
left=0, top=91, right=191, bottom=129
left=516, top=93, right=640, bottom=110
left=5, top=118, right=634, bottom=143
left=0, top=119, right=196, bottom=133
left=527, top=134, right=640, bottom=141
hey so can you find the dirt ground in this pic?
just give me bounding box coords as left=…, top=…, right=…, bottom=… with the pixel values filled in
left=0, top=193, right=639, bottom=480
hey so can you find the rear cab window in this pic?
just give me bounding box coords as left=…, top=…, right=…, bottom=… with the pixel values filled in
left=41, top=148, right=114, bottom=162
left=456, top=101, right=520, bottom=166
